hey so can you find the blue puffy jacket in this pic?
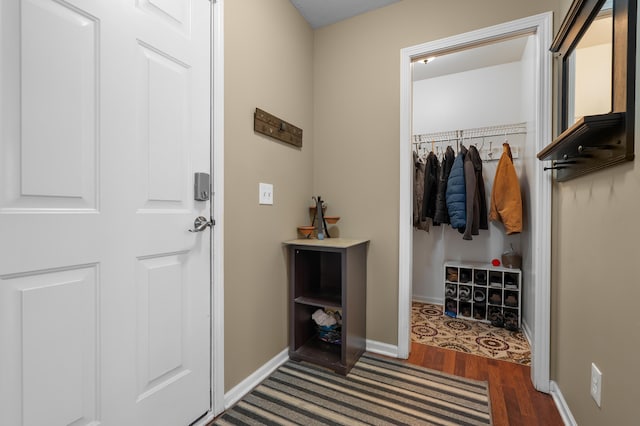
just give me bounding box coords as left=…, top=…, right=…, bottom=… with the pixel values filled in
left=446, top=145, right=467, bottom=230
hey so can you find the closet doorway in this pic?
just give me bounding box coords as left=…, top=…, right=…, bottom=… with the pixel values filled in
left=398, top=13, right=552, bottom=392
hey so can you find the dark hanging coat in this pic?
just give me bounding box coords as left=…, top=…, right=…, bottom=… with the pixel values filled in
left=462, top=145, right=488, bottom=240
left=413, top=152, right=429, bottom=231
left=433, top=146, right=455, bottom=225
left=446, top=145, right=467, bottom=231
left=421, top=152, right=440, bottom=222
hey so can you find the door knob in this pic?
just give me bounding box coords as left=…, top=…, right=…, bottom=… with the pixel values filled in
left=189, top=216, right=213, bottom=232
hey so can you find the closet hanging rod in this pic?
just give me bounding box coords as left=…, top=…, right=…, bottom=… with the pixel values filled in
left=411, top=131, right=527, bottom=145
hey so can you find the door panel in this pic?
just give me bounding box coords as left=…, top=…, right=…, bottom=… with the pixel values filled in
left=137, top=41, right=190, bottom=209
left=0, top=1, right=211, bottom=425
left=1, top=266, right=98, bottom=426
left=20, top=0, right=98, bottom=202
left=2, top=0, right=98, bottom=211
left=136, top=252, right=190, bottom=400
left=137, top=0, right=191, bottom=34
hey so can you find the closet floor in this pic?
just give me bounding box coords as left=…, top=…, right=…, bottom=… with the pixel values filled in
left=412, top=301, right=531, bottom=365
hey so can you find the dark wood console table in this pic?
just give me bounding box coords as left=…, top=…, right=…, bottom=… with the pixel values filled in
left=284, top=238, right=368, bottom=375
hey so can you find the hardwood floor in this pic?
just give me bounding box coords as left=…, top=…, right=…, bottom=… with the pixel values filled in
left=405, top=342, right=563, bottom=426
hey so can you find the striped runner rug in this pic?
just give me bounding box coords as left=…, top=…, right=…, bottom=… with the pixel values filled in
left=214, top=354, right=492, bottom=425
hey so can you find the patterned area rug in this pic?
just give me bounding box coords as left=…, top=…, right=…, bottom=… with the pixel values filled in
left=214, top=354, right=492, bottom=425
left=412, top=301, right=531, bottom=366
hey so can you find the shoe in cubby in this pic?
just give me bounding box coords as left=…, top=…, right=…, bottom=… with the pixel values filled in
left=488, top=289, right=502, bottom=305
left=459, top=268, right=472, bottom=283
left=504, top=273, right=519, bottom=289
left=473, top=288, right=486, bottom=302
left=458, top=285, right=471, bottom=301
left=504, top=309, right=519, bottom=331
left=459, top=302, right=472, bottom=318
left=489, top=271, right=502, bottom=287
left=474, top=269, right=487, bottom=285
left=446, top=267, right=458, bottom=282
left=445, top=298, right=457, bottom=317
left=504, top=291, right=518, bottom=307
left=445, top=284, right=457, bottom=298
left=488, top=306, right=503, bottom=327
left=473, top=305, right=486, bottom=321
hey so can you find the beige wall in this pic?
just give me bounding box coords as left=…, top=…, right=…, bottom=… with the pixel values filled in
left=551, top=163, right=640, bottom=424
left=224, top=2, right=640, bottom=422
left=224, top=0, right=314, bottom=390
left=312, top=0, right=560, bottom=345
left=559, top=0, right=573, bottom=18
left=550, top=5, right=640, bottom=424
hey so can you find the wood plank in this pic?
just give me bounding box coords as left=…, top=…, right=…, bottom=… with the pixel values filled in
left=254, top=108, right=303, bottom=147
left=441, top=345, right=457, bottom=374
left=487, top=361, right=510, bottom=425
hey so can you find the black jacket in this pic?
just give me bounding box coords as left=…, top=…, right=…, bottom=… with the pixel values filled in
left=413, top=152, right=429, bottom=231
left=463, top=145, right=488, bottom=240
left=433, top=146, right=455, bottom=225
left=421, top=152, right=440, bottom=222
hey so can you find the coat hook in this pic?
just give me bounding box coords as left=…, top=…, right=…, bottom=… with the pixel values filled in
left=578, top=144, right=613, bottom=153
left=279, top=122, right=287, bottom=132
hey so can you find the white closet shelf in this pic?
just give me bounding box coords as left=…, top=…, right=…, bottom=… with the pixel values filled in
left=413, top=122, right=525, bottom=161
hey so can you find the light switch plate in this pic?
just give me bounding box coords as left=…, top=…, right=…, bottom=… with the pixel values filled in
left=259, top=183, right=273, bottom=205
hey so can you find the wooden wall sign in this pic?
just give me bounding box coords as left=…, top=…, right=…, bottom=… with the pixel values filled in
left=254, top=108, right=303, bottom=147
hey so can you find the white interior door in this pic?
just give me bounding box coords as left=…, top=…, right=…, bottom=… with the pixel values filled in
left=0, top=1, right=212, bottom=425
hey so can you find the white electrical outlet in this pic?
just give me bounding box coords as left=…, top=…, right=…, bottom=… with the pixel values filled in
left=591, top=362, right=602, bottom=407
left=259, top=183, right=273, bottom=205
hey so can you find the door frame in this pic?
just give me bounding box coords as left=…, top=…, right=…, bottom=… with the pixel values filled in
left=211, top=0, right=225, bottom=419
left=398, top=12, right=552, bottom=392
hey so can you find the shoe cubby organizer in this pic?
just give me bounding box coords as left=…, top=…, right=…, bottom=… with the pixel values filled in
left=443, top=261, right=522, bottom=329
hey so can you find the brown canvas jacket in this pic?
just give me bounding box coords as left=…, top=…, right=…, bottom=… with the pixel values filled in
left=489, top=143, right=522, bottom=234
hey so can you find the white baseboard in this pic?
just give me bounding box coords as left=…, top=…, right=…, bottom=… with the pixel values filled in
left=412, top=296, right=443, bottom=305
left=550, top=380, right=577, bottom=426
left=521, top=320, right=533, bottom=346
left=366, top=339, right=400, bottom=358
left=223, top=348, right=289, bottom=410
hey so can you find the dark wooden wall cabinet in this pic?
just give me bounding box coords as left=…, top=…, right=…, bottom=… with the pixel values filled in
left=284, top=238, right=368, bottom=375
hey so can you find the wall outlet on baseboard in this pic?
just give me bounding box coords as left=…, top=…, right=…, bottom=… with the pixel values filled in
left=590, top=362, right=602, bottom=407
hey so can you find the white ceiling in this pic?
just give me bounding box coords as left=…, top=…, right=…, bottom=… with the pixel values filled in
left=290, top=0, right=401, bottom=29
left=412, top=36, right=530, bottom=81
